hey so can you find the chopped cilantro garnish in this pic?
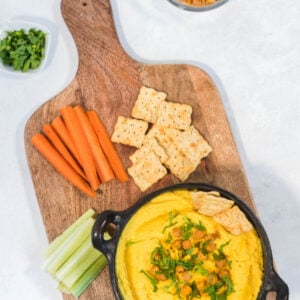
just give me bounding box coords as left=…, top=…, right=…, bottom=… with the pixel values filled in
left=213, top=240, right=232, bottom=267
left=194, top=261, right=209, bottom=276
left=140, top=270, right=158, bottom=292
left=145, top=212, right=234, bottom=299
left=182, top=217, right=206, bottom=240
left=162, top=211, right=178, bottom=233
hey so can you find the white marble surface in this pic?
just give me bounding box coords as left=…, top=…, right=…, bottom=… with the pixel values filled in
left=0, top=0, right=299, bottom=299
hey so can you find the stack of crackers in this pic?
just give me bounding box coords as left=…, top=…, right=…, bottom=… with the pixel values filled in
left=191, top=191, right=253, bottom=235
left=111, top=86, right=213, bottom=192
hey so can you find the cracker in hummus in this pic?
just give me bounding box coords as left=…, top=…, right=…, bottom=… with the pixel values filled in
left=191, top=190, right=234, bottom=216
left=213, top=205, right=253, bottom=235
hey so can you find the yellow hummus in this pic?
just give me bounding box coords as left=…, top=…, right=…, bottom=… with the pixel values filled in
left=116, top=190, right=263, bottom=300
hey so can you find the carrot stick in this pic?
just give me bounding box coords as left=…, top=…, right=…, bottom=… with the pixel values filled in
left=74, top=105, right=115, bottom=183
left=87, top=110, right=129, bottom=182
left=42, top=124, right=87, bottom=180
left=31, top=133, right=96, bottom=198
left=60, top=106, right=100, bottom=191
left=51, top=116, right=83, bottom=166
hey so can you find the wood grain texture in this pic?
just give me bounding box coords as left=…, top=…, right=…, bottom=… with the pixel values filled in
left=24, top=0, right=268, bottom=299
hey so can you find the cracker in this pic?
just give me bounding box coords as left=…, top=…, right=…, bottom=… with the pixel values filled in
left=190, top=191, right=234, bottom=216
left=213, top=206, right=253, bottom=235
left=145, top=137, right=169, bottom=163
left=156, top=101, right=192, bottom=130
left=162, top=126, right=212, bottom=173
left=163, top=148, right=195, bottom=181
left=128, top=151, right=167, bottom=192
left=144, top=126, right=196, bottom=181
left=129, top=138, right=168, bottom=164
left=131, top=86, right=167, bottom=123
left=111, top=116, right=148, bottom=148
left=129, top=145, right=151, bottom=165
left=177, top=126, right=213, bottom=164
left=142, top=124, right=165, bottom=145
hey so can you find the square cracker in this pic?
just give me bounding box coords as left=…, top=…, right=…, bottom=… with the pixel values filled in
left=159, top=126, right=212, bottom=175
left=144, top=126, right=196, bottom=181
left=131, top=86, right=167, bottom=123
left=165, top=126, right=213, bottom=165
left=213, top=206, right=253, bottom=235
left=129, top=137, right=168, bottom=164
left=156, top=101, right=192, bottom=130
left=111, top=116, right=148, bottom=148
left=190, top=191, right=234, bottom=216
left=128, top=151, right=167, bottom=192
left=177, top=126, right=213, bottom=164
left=163, top=147, right=195, bottom=181
left=142, top=125, right=166, bottom=145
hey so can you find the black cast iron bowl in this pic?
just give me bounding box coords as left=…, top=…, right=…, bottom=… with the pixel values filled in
left=92, top=182, right=289, bottom=300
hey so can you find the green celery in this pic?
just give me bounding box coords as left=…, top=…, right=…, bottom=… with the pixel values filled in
left=44, top=208, right=95, bottom=258
left=42, top=217, right=94, bottom=275
left=60, top=240, right=104, bottom=288
left=57, top=282, right=70, bottom=294
left=68, top=255, right=107, bottom=298
left=55, top=233, right=102, bottom=284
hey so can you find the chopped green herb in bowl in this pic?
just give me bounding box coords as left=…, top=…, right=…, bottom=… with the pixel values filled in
left=0, top=28, right=46, bottom=72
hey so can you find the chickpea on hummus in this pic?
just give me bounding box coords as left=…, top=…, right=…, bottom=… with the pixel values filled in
left=116, top=190, right=263, bottom=300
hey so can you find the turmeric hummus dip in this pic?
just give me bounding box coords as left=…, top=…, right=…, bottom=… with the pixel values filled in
left=116, top=190, right=263, bottom=300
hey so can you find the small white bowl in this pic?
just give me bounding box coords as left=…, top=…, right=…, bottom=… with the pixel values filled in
left=0, top=19, right=51, bottom=76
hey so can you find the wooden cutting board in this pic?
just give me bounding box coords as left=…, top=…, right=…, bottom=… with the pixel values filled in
left=24, top=0, right=262, bottom=299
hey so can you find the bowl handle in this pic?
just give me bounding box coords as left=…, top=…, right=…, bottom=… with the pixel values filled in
left=91, top=210, right=125, bottom=261
left=259, top=268, right=289, bottom=300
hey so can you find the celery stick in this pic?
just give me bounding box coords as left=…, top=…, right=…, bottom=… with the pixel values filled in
left=57, top=282, right=71, bottom=294
left=60, top=241, right=103, bottom=288
left=54, top=236, right=91, bottom=282
left=44, top=208, right=95, bottom=258
left=43, top=217, right=94, bottom=275
left=69, top=255, right=107, bottom=298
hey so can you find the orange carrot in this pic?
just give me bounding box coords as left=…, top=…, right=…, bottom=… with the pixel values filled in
left=51, top=116, right=82, bottom=166
left=31, top=133, right=96, bottom=198
left=42, top=124, right=87, bottom=180
left=74, top=105, right=115, bottom=183
left=87, top=110, right=129, bottom=182
left=60, top=106, right=100, bottom=191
